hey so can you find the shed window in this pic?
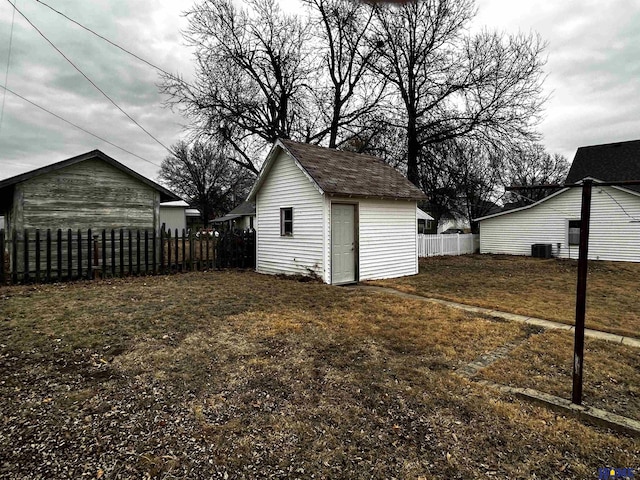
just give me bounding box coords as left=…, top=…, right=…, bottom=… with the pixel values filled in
left=280, top=208, right=293, bottom=236
left=568, top=220, right=581, bottom=245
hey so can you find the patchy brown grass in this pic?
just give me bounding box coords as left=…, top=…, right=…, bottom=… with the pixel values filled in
left=478, top=329, right=640, bottom=421
left=369, top=254, right=640, bottom=338
left=1, top=271, right=638, bottom=478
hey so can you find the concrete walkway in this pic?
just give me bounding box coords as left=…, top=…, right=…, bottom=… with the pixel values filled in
left=352, top=285, right=640, bottom=349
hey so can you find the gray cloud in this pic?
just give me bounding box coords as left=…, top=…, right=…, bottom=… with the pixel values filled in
left=0, top=0, right=191, bottom=182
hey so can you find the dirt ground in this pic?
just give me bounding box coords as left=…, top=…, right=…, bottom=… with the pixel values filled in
left=1, top=271, right=638, bottom=479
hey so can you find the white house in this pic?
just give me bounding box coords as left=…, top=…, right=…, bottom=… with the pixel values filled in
left=417, top=208, right=435, bottom=234
left=160, top=200, right=188, bottom=232
left=160, top=200, right=202, bottom=233
left=247, top=139, right=427, bottom=284
left=476, top=140, right=640, bottom=262
left=211, top=201, right=256, bottom=231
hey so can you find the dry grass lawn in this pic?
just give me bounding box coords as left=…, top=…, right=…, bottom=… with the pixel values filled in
left=369, top=254, right=640, bottom=338
left=478, top=329, right=640, bottom=422
left=1, top=271, right=638, bottom=478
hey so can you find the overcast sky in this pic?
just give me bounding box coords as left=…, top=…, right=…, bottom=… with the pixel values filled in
left=1, top=0, right=639, bottom=183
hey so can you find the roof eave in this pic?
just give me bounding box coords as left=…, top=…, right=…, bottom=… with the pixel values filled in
left=0, top=149, right=181, bottom=202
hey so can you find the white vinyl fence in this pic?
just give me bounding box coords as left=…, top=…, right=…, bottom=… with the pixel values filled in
left=417, top=233, right=479, bottom=257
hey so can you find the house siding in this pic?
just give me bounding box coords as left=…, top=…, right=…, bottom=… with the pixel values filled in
left=327, top=197, right=418, bottom=281
left=159, top=206, right=187, bottom=233
left=256, top=150, right=325, bottom=278
left=480, top=186, right=640, bottom=262
left=11, top=159, right=159, bottom=233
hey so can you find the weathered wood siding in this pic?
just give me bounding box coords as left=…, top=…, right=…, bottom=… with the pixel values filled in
left=327, top=198, right=417, bottom=281
left=479, top=186, right=640, bottom=262
left=256, top=150, right=326, bottom=279
left=10, top=159, right=160, bottom=233
left=6, top=159, right=161, bottom=273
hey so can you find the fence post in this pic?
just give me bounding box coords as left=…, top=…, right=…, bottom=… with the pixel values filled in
left=93, top=232, right=100, bottom=274
left=0, top=229, right=4, bottom=285
left=167, top=229, right=172, bottom=272
left=119, top=229, right=124, bottom=277
left=12, top=230, right=18, bottom=284
left=174, top=229, right=179, bottom=272
left=77, top=229, right=83, bottom=279
left=144, top=230, right=149, bottom=274
left=154, top=229, right=159, bottom=274
left=35, top=230, right=41, bottom=283
left=127, top=229, right=133, bottom=276
left=111, top=229, right=116, bottom=277
left=102, top=228, right=107, bottom=278
left=46, top=229, right=52, bottom=282
left=88, top=230, right=93, bottom=280
left=57, top=229, right=63, bottom=282
left=181, top=228, right=186, bottom=271
left=137, top=230, right=141, bottom=275
left=67, top=229, right=73, bottom=280
left=457, top=234, right=460, bottom=255
left=23, top=230, right=30, bottom=283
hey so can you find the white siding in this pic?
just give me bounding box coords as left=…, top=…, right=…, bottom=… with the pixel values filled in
left=159, top=206, right=186, bottom=233
left=480, top=186, right=640, bottom=262
left=327, top=198, right=418, bottom=281
left=256, top=151, right=326, bottom=279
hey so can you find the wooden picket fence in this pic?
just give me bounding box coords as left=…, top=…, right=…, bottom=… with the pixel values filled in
left=0, top=228, right=255, bottom=285
left=417, top=233, right=479, bottom=257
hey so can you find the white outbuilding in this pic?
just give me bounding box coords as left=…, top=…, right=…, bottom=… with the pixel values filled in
left=247, top=139, right=427, bottom=284
left=476, top=139, right=640, bottom=262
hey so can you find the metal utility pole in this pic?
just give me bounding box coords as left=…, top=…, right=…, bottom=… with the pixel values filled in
left=506, top=178, right=640, bottom=405
left=571, top=179, right=592, bottom=405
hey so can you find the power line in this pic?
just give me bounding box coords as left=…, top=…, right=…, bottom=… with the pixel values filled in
left=0, top=0, right=18, bottom=136
left=0, top=83, right=161, bottom=167
left=34, top=0, right=190, bottom=86
left=7, top=0, right=175, bottom=156
left=599, top=186, right=640, bottom=223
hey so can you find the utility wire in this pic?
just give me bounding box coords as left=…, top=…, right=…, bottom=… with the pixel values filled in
left=1, top=83, right=161, bottom=167
left=0, top=0, right=18, bottom=136
left=599, top=187, right=640, bottom=223
left=34, top=0, right=191, bottom=87
left=8, top=0, right=175, bottom=156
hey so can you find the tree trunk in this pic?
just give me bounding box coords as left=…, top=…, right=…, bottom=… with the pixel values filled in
left=406, top=112, right=420, bottom=187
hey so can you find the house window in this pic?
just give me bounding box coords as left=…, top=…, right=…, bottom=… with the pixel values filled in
left=418, top=219, right=426, bottom=234
left=280, top=208, right=293, bottom=236
left=568, top=220, right=581, bottom=245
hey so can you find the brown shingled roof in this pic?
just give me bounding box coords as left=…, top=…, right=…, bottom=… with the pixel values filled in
left=278, top=139, right=426, bottom=200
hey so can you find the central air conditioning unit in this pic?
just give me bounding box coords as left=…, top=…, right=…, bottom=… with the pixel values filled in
left=531, top=243, right=552, bottom=259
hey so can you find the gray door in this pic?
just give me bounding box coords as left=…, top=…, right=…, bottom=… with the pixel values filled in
left=331, top=203, right=356, bottom=284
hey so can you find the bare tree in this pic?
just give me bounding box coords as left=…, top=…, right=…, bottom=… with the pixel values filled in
left=500, top=143, right=570, bottom=206
left=372, top=0, right=547, bottom=186
left=303, top=0, right=385, bottom=148
left=161, top=0, right=312, bottom=175
left=159, top=140, right=255, bottom=225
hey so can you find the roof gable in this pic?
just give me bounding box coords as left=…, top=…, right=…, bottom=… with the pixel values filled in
left=248, top=139, right=426, bottom=201
left=566, top=139, right=640, bottom=192
left=475, top=179, right=640, bottom=222
left=0, top=150, right=179, bottom=202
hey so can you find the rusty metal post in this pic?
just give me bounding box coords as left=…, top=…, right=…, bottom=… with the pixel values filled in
left=572, top=179, right=592, bottom=405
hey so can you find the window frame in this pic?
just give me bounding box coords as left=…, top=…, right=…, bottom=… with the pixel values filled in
left=280, top=207, right=293, bottom=236
left=568, top=219, right=581, bottom=246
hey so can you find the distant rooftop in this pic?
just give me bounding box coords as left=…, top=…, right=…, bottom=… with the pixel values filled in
left=565, top=139, right=640, bottom=192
